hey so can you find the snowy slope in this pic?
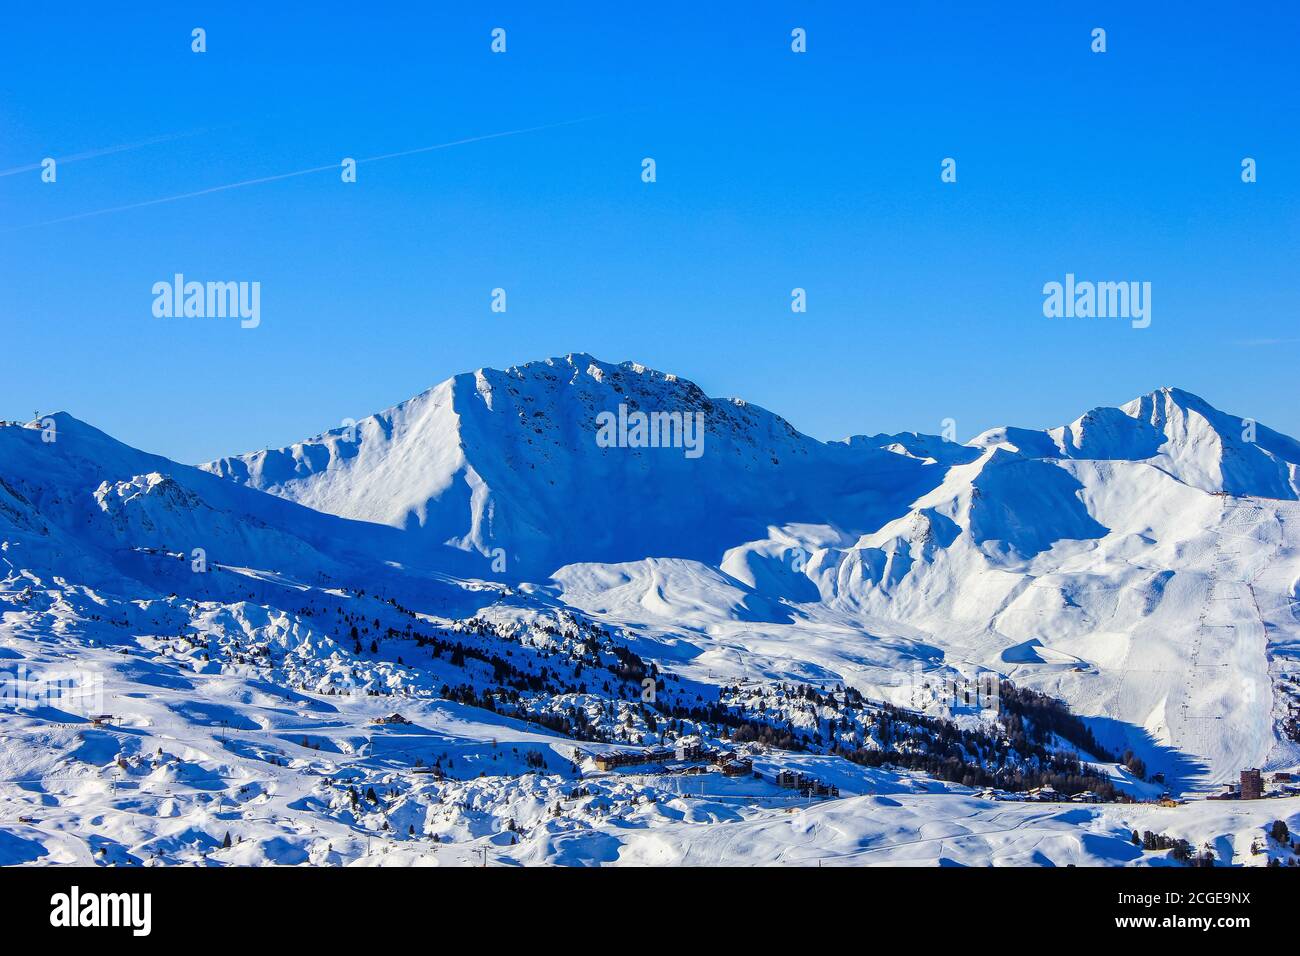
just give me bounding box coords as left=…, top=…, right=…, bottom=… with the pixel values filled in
left=202, top=355, right=939, bottom=579
left=200, top=363, right=1300, bottom=790
left=0, top=414, right=491, bottom=629
left=973, top=387, right=1300, bottom=499
left=4, top=361, right=1300, bottom=867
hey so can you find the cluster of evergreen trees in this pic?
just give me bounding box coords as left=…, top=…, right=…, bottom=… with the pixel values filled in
left=835, top=735, right=1116, bottom=799
left=722, top=682, right=1118, bottom=797
left=1133, top=830, right=1214, bottom=865
left=996, top=682, right=1118, bottom=763
left=293, top=583, right=1128, bottom=801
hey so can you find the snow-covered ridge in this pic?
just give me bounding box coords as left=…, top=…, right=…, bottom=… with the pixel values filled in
left=972, top=386, right=1300, bottom=500
left=201, top=354, right=938, bottom=577
left=206, top=367, right=1300, bottom=583
left=4, top=362, right=1300, bottom=866
left=199, top=363, right=1300, bottom=789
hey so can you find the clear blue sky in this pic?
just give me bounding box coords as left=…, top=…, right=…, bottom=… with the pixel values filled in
left=2, top=2, right=1297, bottom=463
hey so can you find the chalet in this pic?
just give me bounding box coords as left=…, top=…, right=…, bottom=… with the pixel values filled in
left=89, top=714, right=114, bottom=727
left=370, top=713, right=410, bottom=725
left=592, top=746, right=676, bottom=772
left=772, top=769, right=838, bottom=798
left=1241, top=768, right=1263, bottom=800
left=805, top=780, right=839, bottom=798
left=593, top=752, right=631, bottom=772
left=675, top=739, right=705, bottom=761
left=718, top=756, right=753, bottom=777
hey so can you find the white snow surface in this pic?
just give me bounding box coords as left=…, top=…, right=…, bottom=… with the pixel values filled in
left=3, top=355, right=1300, bottom=866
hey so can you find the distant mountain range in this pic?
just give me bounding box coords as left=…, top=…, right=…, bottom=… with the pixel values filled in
left=3, top=354, right=1299, bottom=866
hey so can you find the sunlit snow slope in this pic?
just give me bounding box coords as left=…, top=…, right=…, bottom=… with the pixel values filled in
left=204, top=357, right=1300, bottom=790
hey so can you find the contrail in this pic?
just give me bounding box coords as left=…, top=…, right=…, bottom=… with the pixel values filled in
left=0, top=131, right=201, bottom=179
left=6, top=116, right=600, bottom=231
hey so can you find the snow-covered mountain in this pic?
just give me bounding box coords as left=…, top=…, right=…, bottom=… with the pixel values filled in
left=3, top=356, right=1299, bottom=867
left=200, top=357, right=1300, bottom=787
left=970, top=386, right=1300, bottom=500
left=0, top=411, right=467, bottom=608
left=203, top=358, right=1300, bottom=577
left=202, top=354, right=936, bottom=579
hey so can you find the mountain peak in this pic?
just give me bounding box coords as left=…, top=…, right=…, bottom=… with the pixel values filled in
left=486, top=353, right=704, bottom=400
left=197, top=359, right=1300, bottom=580
left=202, top=354, right=934, bottom=576
left=1122, top=385, right=1216, bottom=419
left=967, top=386, right=1300, bottom=500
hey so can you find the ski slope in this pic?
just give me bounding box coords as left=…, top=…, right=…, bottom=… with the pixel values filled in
left=4, top=355, right=1300, bottom=866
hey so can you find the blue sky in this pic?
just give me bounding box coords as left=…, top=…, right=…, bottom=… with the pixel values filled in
left=2, top=2, right=1297, bottom=463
